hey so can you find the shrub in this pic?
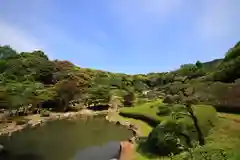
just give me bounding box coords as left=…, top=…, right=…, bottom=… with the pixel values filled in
left=174, top=146, right=229, bottom=160
left=157, top=105, right=171, bottom=116
left=163, top=94, right=182, bottom=104
left=136, top=98, right=149, bottom=105
left=146, top=120, right=187, bottom=156
left=163, top=95, right=174, bottom=104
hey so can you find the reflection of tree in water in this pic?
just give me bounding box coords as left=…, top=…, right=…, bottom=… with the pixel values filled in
left=0, top=149, right=44, bottom=160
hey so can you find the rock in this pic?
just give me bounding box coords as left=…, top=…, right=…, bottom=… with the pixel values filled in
left=130, top=124, right=137, bottom=130
left=132, top=130, right=137, bottom=136
left=123, top=121, right=130, bottom=126
left=11, top=110, right=17, bottom=116
left=128, top=137, right=137, bottom=144
left=63, top=113, right=70, bottom=117
left=40, top=111, right=50, bottom=117
left=116, top=121, right=121, bottom=125
left=0, top=144, right=4, bottom=153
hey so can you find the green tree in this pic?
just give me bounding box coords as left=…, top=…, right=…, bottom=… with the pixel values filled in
left=54, top=74, right=88, bottom=111
left=0, top=45, right=17, bottom=59
left=178, top=64, right=205, bottom=79
left=123, top=91, right=135, bottom=107
left=224, top=41, right=240, bottom=61
left=214, top=56, right=240, bottom=82
left=85, top=85, right=111, bottom=106
left=147, top=120, right=189, bottom=155
left=163, top=87, right=205, bottom=146
left=195, top=60, right=202, bottom=69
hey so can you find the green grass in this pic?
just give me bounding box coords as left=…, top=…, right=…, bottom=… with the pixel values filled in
left=177, top=113, right=240, bottom=160
left=109, top=99, right=225, bottom=160
left=120, top=99, right=169, bottom=122
left=108, top=112, right=153, bottom=137
left=120, top=100, right=217, bottom=135
left=132, top=112, right=240, bottom=160
left=108, top=113, right=157, bottom=159
left=218, top=112, right=240, bottom=121
left=208, top=113, right=240, bottom=149
left=117, top=100, right=219, bottom=160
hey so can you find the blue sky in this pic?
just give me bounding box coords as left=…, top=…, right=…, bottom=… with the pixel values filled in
left=0, top=0, right=240, bottom=74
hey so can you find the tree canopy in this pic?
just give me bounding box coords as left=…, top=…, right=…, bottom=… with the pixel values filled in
left=1, top=41, right=240, bottom=112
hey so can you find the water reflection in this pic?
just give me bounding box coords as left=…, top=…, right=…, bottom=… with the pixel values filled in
left=0, top=116, right=131, bottom=160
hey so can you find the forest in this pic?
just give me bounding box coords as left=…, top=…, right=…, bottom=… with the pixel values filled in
left=1, top=41, right=240, bottom=113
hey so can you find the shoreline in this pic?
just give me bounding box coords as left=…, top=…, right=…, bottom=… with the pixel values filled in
left=0, top=108, right=139, bottom=145
left=0, top=109, right=108, bottom=137
left=105, top=110, right=140, bottom=142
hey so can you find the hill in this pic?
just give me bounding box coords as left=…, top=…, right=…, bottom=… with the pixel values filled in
left=0, top=41, right=240, bottom=113
left=1, top=41, right=240, bottom=160
left=201, top=59, right=222, bottom=72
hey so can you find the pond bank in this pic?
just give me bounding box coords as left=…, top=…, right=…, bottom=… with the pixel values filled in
left=0, top=115, right=133, bottom=160
left=0, top=109, right=108, bottom=136
left=106, top=110, right=144, bottom=140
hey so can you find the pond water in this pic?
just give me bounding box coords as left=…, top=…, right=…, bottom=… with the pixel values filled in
left=0, top=116, right=132, bottom=160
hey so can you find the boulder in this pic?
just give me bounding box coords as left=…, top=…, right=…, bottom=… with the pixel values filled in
left=40, top=111, right=50, bottom=117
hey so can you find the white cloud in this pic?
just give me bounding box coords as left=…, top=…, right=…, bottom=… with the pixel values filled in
left=196, top=0, right=240, bottom=40
left=0, top=20, right=44, bottom=52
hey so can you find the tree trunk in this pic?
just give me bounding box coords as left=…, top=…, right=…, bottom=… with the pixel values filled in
left=179, top=132, right=193, bottom=148
left=186, top=104, right=205, bottom=145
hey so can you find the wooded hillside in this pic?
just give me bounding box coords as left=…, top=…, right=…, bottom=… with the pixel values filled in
left=1, top=41, right=240, bottom=113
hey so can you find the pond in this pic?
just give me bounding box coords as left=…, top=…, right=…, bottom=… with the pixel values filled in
left=0, top=116, right=132, bottom=160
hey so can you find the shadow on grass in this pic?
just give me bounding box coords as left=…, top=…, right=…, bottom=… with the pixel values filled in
left=119, top=112, right=160, bottom=127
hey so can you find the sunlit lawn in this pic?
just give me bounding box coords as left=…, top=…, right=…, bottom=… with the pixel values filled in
left=120, top=99, right=169, bottom=122
left=115, top=100, right=224, bottom=160
left=132, top=112, right=240, bottom=160
left=120, top=100, right=218, bottom=134
left=110, top=99, right=240, bottom=159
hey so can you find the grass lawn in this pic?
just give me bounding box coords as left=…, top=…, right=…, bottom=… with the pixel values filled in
left=115, top=100, right=223, bottom=160
left=116, top=112, right=240, bottom=160
left=108, top=112, right=153, bottom=137
left=209, top=113, right=240, bottom=151
left=218, top=112, right=240, bottom=121
left=108, top=113, right=163, bottom=160
left=180, top=113, right=240, bottom=160
left=120, top=100, right=169, bottom=122
left=120, top=100, right=218, bottom=135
